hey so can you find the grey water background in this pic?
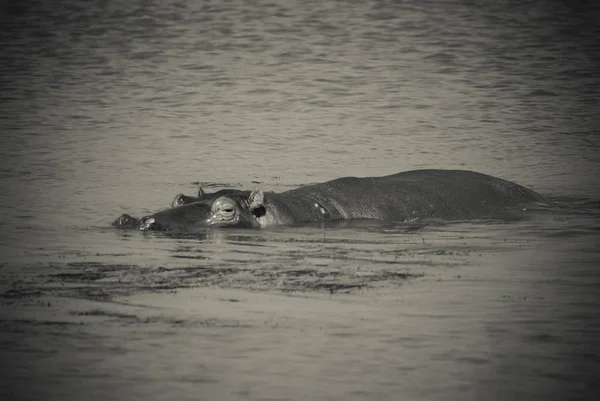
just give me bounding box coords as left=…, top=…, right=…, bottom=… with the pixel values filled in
left=1, top=0, right=600, bottom=400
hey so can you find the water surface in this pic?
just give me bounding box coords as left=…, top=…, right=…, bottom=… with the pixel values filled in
left=1, top=0, right=599, bottom=400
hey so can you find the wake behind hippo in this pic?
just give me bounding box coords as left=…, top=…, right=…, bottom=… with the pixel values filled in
left=113, top=169, right=548, bottom=232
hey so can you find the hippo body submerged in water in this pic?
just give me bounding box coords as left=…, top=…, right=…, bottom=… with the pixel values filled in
left=113, top=169, right=548, bottom=232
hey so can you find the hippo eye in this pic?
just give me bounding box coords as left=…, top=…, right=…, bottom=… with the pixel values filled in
left=212, top=197, right=237, bottom=220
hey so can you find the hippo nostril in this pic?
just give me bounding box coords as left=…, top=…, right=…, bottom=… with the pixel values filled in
left=113, top=213, right=139, bottom=228
left=139, top=217, right=155, bottom=231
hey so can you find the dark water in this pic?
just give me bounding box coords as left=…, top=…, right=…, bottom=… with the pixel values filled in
left=1, top=0, right=600, bottom=400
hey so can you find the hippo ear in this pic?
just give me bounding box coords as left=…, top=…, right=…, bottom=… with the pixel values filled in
left=198, top=186, right=205, bottom=196
left=248, top=190, right=265, bottom=211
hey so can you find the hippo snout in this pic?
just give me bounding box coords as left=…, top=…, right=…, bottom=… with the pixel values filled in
left=113, top=213, right=140, bottom=229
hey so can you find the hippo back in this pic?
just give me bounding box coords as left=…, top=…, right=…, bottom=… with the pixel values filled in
left=283, top=169, right=547, bottom=221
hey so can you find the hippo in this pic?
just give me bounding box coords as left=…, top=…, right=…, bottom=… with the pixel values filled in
left=113, top=170, right=548, bottom=232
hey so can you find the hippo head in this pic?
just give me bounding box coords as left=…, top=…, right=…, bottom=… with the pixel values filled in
left=138, top=191, right=266, bottom=232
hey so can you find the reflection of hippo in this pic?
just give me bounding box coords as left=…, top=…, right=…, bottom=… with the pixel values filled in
left=114, top=170, right=548, bottom=232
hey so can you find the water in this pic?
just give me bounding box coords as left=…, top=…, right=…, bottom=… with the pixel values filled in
left=1, top=0, right=600, bottom=400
